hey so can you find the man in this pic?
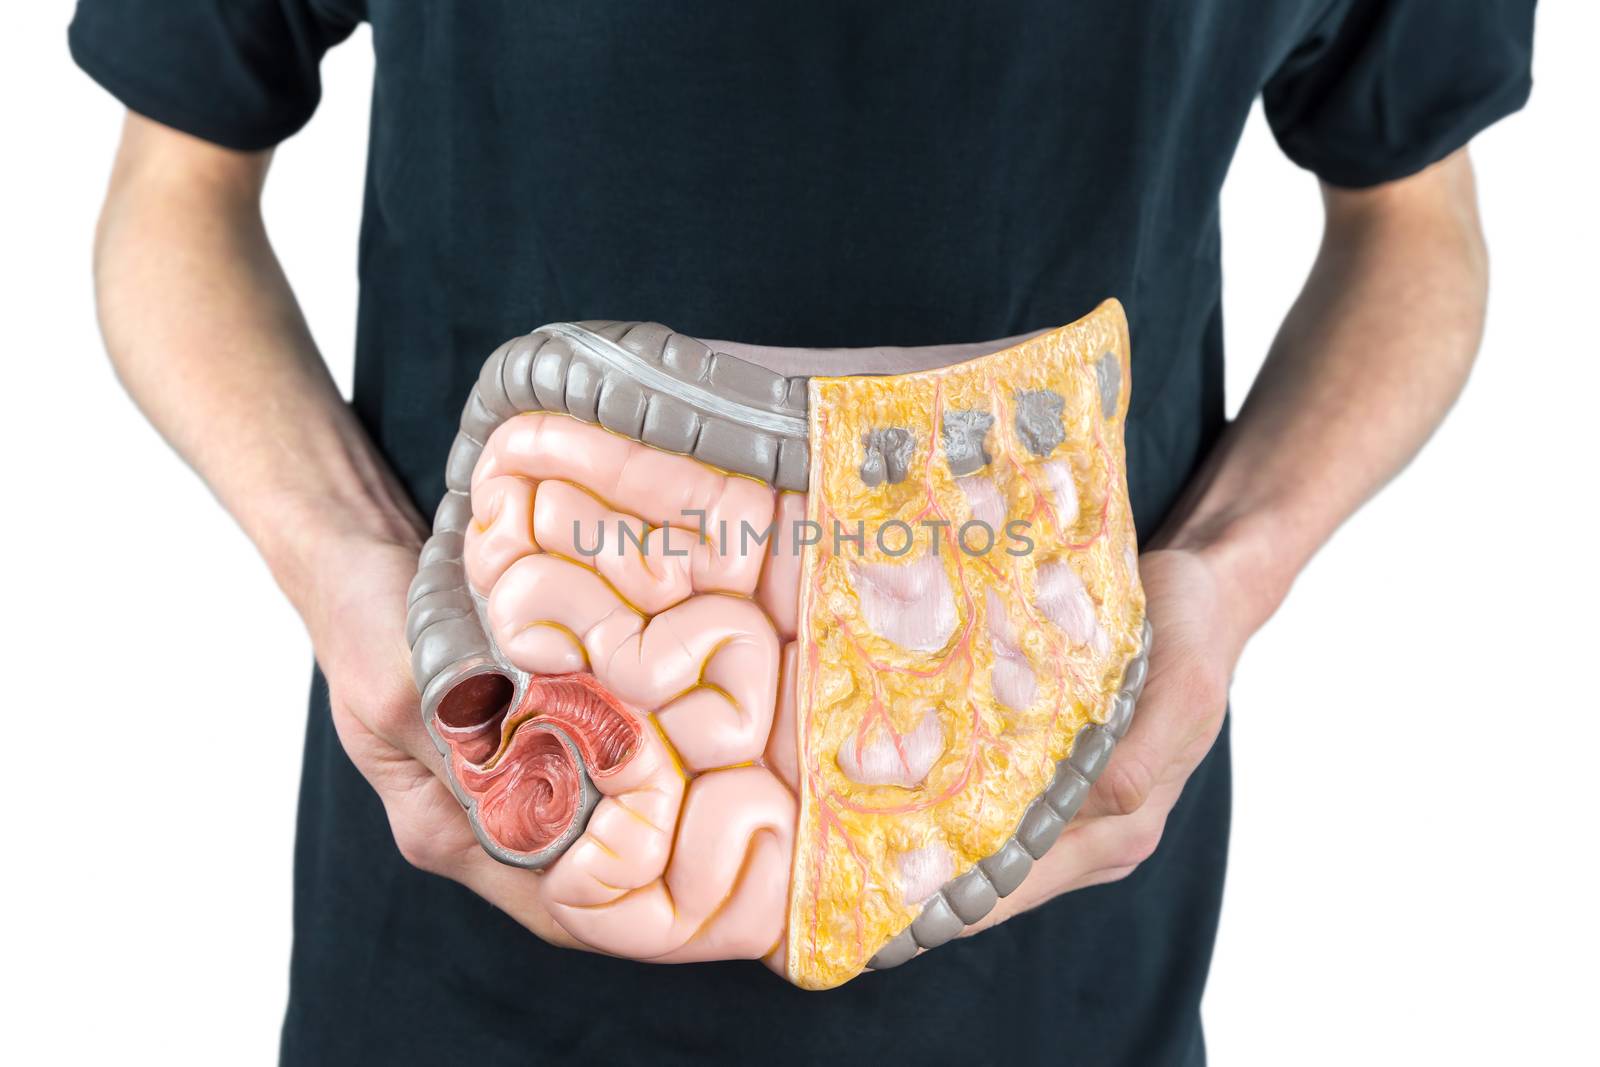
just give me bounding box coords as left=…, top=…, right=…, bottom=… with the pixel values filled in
left=71, top=1, right=1534, bottom=1063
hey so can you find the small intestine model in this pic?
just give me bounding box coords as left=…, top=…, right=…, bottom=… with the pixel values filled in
left=407, top=301, right=1150, bottom=989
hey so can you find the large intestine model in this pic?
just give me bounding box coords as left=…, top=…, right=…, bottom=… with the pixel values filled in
left=406, top=301, right=1150, bottom=989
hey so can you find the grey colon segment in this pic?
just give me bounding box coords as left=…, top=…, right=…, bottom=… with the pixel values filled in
left=454, top=320, right=812, bottom=493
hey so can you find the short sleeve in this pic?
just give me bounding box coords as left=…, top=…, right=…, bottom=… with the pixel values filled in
left=1263, top=0, right=1535, bottom=188
left=68, top=0, right=364, bottom=152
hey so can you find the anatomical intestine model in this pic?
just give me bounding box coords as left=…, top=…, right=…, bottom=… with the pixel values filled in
left=406, top=300, right=1150, bottom=989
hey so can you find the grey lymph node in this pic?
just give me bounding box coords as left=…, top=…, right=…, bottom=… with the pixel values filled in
left=941, top=409, right=995, bottom=477
left=1014, top=389, right=1065, bottom=456
left=1095, top=351, right=1121, bottom=419
left=860, top=427, right=916, bottom=486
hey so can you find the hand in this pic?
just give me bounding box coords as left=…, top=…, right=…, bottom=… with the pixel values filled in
left=970, top=546, right=1242, bottom=931
left=300, top=531, right=584, bottom=949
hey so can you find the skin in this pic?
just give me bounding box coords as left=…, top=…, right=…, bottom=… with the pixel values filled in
left=92, top=111, right=1489, bottom=960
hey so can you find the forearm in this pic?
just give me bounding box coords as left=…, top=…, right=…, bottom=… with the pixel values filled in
left=92, top=115, right=423, bottom=613
left=1157, top=151, right=1489, bottom=644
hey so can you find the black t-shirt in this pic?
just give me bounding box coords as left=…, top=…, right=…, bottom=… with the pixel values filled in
left=70, top=3, right=1533, bottom=1064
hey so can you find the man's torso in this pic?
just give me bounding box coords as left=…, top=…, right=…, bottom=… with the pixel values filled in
left=291, top=2, right=1312, bottom=1061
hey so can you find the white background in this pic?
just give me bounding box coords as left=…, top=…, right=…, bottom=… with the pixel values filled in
left=3, top=4, right=1595, bottom=1064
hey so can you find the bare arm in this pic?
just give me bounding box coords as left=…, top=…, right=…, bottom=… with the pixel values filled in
left=1163, top=149, right=1489, bottom=632
left=94, top=111, right=577, bottom=942
left=93, top=112, right=424, bottom=603
left=986, top=149, right=1489, bottom=918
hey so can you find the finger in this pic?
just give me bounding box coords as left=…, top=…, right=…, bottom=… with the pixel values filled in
left=964, top=780, right=1181, bottom=935
left=354, top=690, right=593, bottom=953
left=331, top=620, right=449, bottom=771
left=1048, top=791, right=1175, bottom=890
left=1078, top=642, right=1226, bottom=818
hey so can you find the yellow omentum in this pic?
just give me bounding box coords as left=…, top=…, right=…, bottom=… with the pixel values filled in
left=787, top=300, right=1146, bottom=989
